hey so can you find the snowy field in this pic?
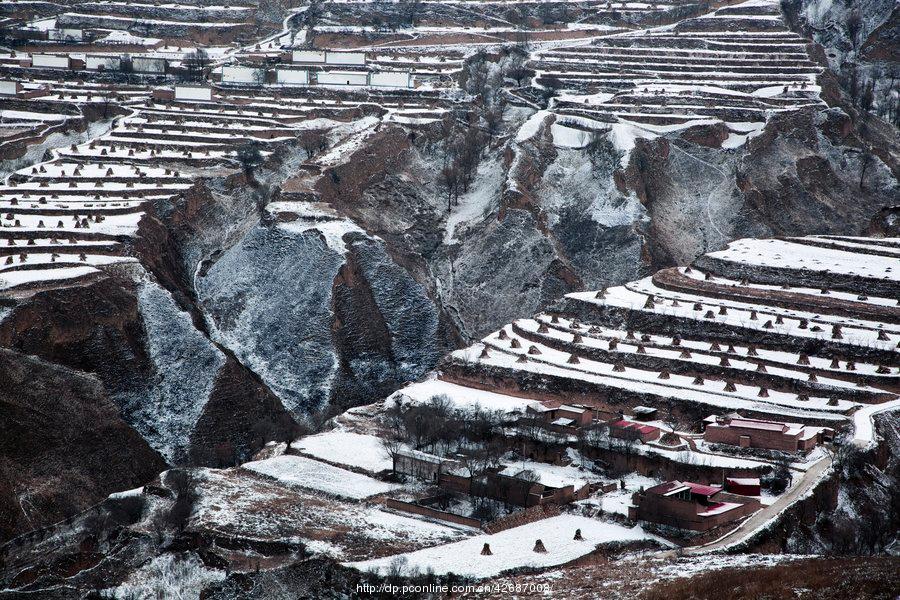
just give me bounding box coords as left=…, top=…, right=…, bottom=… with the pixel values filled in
left=242, top=455, right=400, bottom=500
left=706, top=238, right=899, bottom=281
left=347, top=515, right=668, bottom=578
left=294, top=430, right=393, bottom=474
left=189, top=468, right=469, bottom=560
left=389, top=375, right=541, bottom=414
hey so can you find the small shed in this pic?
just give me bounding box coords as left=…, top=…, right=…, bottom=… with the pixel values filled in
left=632, top=406, right=658, bottom=421
left=725, top=477, right=761, bottom=496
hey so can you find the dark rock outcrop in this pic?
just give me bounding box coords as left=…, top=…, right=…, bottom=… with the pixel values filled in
left=0, top=348, right=165, bottom=541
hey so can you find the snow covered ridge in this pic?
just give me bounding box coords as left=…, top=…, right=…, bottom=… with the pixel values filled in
left=531, top=0, right=824, bottom=155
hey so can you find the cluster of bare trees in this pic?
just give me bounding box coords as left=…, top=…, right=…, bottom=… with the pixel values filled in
left=436, top=121, right=485, bottom=210
left=437, top=48, right=531, bottom=210
left=504, top=2, right=571, bottom=27
left=382, top=395, right=505, bottom=456
left=182, top=49, right=210, bottom=83
left=299, top=129, right=329, bottom=160
left=353, top=0, right=423, bottom=30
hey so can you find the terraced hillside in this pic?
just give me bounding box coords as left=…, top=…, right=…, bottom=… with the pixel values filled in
left=536, top=0, right=824, bottom=136
left=442, top=236, right=898, bottom=435
left=1, top=86, right=450, bottom=294
left=0, top=0, right=898, bottom=593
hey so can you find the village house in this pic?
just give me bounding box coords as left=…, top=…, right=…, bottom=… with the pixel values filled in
left=471, top=466, right=593, bottom=507
left=608, top=419, right=661, bottom=443
left=393, top=448, right=461, bottom=483
left=629, top=480, right=761, bottom=531
left=526, top=403, right=593, bottom=428
left=702, top=414, right=830, bottom=453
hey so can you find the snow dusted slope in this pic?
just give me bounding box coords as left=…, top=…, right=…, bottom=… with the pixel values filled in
left=117, top=279, right=226, bottom=463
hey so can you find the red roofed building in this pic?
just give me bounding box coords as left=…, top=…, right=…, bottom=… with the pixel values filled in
left=628, top=480, right=760, bottom=531
left=609, top=419, right=661, bottom=443
left=703, top=414, right=827, bottom=453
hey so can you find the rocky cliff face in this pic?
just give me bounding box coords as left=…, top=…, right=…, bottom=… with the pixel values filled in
left=783, top=0, right=899, bottom=124
left=621, top=102, right=899, bottom=270
left=0, top=347, right=166, bottom=541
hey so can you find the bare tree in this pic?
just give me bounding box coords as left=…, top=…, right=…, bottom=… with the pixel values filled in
left=381, top=437, right=404, bottom=473
left=183, top=48, right=210, bottom=82
left=847, top=10, right=862, bottom=51
left=859, top=151, right=873, bottom=191
left=506, top=53, right=529, bottom=87
left=438, top=163, right=460, bottom=211
left=299, top=130, right=328, bottom=159
left=236, top=142, right=264, bottom=181
left=664, top=400, right=679, bottom=435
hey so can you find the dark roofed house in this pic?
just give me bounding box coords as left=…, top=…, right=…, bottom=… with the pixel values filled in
left=631, top=406, right=658, bottom=421
left=628, top=480, right=760, bottom=531
left=525, top=403, right=593, bottom=431
left=725, top=477, right=761, bottom=496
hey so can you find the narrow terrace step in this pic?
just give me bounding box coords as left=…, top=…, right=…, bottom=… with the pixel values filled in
left=651, top=268, right=900, bottom=325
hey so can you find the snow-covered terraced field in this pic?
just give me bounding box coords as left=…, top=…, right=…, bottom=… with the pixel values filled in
left=1, top=82, right=456, bottom=293
left=434, top=235, right=898, bottom=455
left=532, top=0, right=823, bottom=139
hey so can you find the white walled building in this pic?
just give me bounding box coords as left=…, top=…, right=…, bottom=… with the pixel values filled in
left=317, top=71, right=368, bottom=86
left=0, top=81, right=22, bottom=96
left=221, top=65, right=266, bottom=84
left=174, top=85, right=213, bottom=102
left=292, top=50, right=326, bottom=64
left=132, top=56, right=167, bottom=74
left=85, top=55, right=121, bottom=71
left=369, top=71, right=413, bottom=88
left=31, top=54, right=71, bottom=69
left=325, top=51, right=366, bottom=66
left=275, top=69, right=309, bottom=86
